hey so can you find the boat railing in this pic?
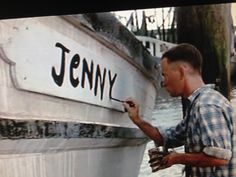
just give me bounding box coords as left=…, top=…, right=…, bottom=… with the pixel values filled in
left=135, top=35, right=176, bottom=57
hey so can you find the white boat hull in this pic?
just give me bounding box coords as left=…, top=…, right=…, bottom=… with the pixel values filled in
left=0, top=143, right=146, bottom=177
left=0, top=13, right=159, bottom=177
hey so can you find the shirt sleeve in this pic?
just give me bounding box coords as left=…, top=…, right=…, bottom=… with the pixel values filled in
left=158, top=118, right=187, bottom=148
left=197, top=104, right=233, bottom=160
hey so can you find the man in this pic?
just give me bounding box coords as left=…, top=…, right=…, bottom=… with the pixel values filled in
left=123, top=43, right=236, bottom=176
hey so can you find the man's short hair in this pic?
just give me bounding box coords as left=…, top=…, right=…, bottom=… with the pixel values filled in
left=161, top=43, right=203, bottom=74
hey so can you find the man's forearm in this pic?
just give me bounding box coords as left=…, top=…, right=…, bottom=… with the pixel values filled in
left=172, top=152, right=229, bottom=167
left=133, top=117, right=164, bottom=146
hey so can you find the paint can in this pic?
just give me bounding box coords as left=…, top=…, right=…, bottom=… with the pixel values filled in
left=148, top=147, right=168, bottom=172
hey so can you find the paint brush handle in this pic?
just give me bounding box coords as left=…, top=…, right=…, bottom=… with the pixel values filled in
left=111, top=98, right=124, bottom=103
left=125, top=101, right=135, bottom=107
left=124, top=101, right=135, bottom=112
left=112, top=98, right=135, bottom=107
left=111, top=98, right=135, bottom=112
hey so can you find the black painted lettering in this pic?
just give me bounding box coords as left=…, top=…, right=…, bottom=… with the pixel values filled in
left=81, top=58, right=94, bottom=90
left=108, top=71, right=117, bottom=99
left=94, top=65, right=106, bottom=100
left=51, top=42, right=121, bottom=103
left=51, top=42, right=70, bottom=86
left=70, top=54, right=80, bottom=87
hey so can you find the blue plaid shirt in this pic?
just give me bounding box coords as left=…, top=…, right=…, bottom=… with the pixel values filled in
left=160, top=84, right=236, bottom=177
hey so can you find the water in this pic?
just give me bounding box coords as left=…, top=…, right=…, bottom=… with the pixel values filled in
left=138, top=96, right=184, bottom=177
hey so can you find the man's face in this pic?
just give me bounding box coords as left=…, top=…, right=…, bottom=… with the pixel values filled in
left=161, top=58, right=184, bottom=97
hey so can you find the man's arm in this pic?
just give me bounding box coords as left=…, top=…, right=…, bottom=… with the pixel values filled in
left=150, top=151, right=229, bottom=171
left=123, top=98, right=164, bottom=146
left=167, top=152, right=229, bottom=167
left=132, top=118, right=164, bottom=146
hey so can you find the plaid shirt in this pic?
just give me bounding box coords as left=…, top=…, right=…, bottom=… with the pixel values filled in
left=160, top=84, right=236, bottom=177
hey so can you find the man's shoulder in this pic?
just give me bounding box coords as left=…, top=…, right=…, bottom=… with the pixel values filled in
left=198, top=87, right=230, bottom=107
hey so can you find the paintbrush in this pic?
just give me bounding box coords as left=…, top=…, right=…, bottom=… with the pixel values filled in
left=110, top=98, right=135, bottom=108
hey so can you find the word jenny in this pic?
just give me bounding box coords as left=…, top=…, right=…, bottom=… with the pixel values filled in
left=51, top=42, right=118, bottom=100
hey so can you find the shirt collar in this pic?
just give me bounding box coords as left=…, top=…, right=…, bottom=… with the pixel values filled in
left=187, top=84, right=215, bottom=104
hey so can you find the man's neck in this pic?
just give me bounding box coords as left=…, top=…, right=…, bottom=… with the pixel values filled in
left=183, top=75, right=205, bottom=98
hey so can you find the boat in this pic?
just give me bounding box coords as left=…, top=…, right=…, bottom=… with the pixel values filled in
left=0, top=13, right=161, bottom=177
left=136, top=35, right=176, bottom=58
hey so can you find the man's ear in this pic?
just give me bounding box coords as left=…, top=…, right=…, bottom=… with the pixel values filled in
left=179, top=64, right=187, bottom=80
left=179, top=65, right=186, bottom=79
